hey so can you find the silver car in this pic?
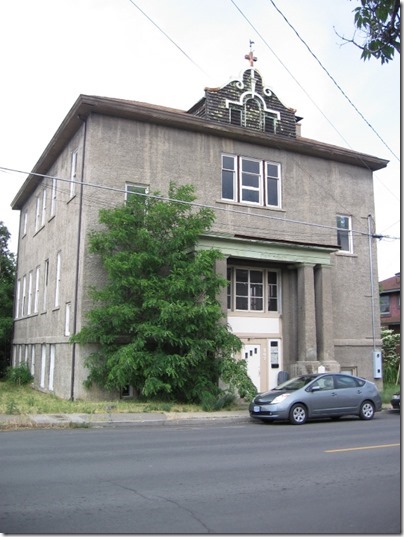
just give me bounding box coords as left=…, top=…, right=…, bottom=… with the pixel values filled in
left=249, top=373, right=382, bottom=425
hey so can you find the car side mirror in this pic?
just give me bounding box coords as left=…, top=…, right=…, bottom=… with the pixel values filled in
left=310, top=385, right=321, bottom=392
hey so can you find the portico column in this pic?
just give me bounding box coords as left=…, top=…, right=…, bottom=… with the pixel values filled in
left=297, top=263, right=317, bottom=361
left=314, top=264, right=335, bottom=362
left=214, top=257, right=228, bottom=316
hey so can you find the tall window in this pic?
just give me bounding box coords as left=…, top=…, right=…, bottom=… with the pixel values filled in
left=43, top=259, right=49, bottom=311
left=336, top=215, right=353, bottom=253
left=40, top=344, right=46, bottom=388
left=266, top=162, right=280, bottom=207
left=27, top=271, right=33, bottom=315
left=21, top=275, right=27, bottom=317
left=15, top=279, right=21, bottom=319
left=235, top=269, right=263, bottom=311
left=31, top=345, right=36, bottom=376
left=22, top=210, right=28, bottom=236
left=221, top=154, right=281, bottom=208
left=268, top=271, right=278, bottom=311
left=35, top=196, right=41, bottom=232
left=380, top=295, right=390, bottom=315
left=65, top=302, right=71, bottom=336
left=49, top=345, right=55, bottom=391
left=70, top=150, right=78, bottom=197
left=51, top=177, right=57, bottom=217
left=34, top=266, right=40, bottom=313
left=229, top=107, right=242, bottom=126
left=41, top=188, right=47, bottom=227
left=55, top=252, right=61, bottom=308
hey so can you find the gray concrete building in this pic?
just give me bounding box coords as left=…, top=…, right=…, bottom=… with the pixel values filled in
left=11, top=60, right=388, bottom=400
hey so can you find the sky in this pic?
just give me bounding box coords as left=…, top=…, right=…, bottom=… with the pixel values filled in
left=0, top=0, right=400, bottom=281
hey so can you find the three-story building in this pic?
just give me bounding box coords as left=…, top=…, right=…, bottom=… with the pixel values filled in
left=11, top=58, right=388, bottom=399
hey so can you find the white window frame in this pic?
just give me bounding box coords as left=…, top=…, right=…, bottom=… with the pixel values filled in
left=43, top=259, right=49, bottom=311
left=70, top=150, right=78, bottom=197
left=22, top=210, right=28, bottom=236
left=336, top=215, right=353, bottom=253
left=34, top=266, right=40, bottom=313
left=65, top=302, right=71, bottom=336
left=55, top=252, right=61, bottom=308
left=221, top=154, right=282, bottom=209
left=228, top=267, right=280, bottom=313
left=234, top=268, right=264, bottom=312
left=21, top=275, right=27, bottom=317
left=27, top=271, right=33, bottom=315
left=51, top=177, right=57, bottom=217
left=49, top=345, right=55, bottom=391
left=125, top=182, right=149, bottom=201
left=41, top=188, right=47, bottom=227
left=40, top=344, right=46, bottom=388
left=265, top=161, right=281, bottom=208
left=31, top=344, right=36, bottom=376
left=35, top=195, right=41, bottom=232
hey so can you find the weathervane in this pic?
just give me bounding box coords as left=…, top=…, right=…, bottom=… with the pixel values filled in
left=244, top=40, right=257, bottom=67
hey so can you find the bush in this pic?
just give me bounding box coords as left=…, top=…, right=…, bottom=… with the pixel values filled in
left=200, top=390, right=235, bottom=411
left=6, top=364, right=33, bottom=385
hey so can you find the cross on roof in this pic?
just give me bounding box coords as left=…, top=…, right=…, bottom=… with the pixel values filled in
left=244, top=40, right=257, bottom=67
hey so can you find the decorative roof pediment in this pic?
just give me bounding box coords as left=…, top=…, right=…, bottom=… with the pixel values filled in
left=188, top=46, right=299, bottom=138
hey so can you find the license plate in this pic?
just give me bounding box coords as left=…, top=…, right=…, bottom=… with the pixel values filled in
left=253, top=405, right=261, bottom=413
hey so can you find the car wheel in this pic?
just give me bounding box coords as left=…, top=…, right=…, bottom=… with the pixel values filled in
left=289, top=404, right=307, bottom=425
left=359, top=400, right=375, bottom=420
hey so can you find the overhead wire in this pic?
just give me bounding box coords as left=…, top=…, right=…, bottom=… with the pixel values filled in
left=0, top=166, right=398, bottom=242
left=2, top=2, right=399, bottom=249
left=127, top=0, right=395, bottom=233
left=127, top=0, right=211, bottom=78
left=268, top=0, right=399, bottom=162
left=229, top=0, right=400, bottom=212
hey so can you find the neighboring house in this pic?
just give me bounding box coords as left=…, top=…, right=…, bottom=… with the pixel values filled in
left=380, top=273, right=401, bottom=335
left=11, top=53, right=388, bottom=400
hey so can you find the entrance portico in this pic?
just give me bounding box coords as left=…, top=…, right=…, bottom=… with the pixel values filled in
left=197, top=234, right=340, bottom=390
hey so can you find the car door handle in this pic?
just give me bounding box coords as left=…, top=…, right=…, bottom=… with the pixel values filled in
left=331, top=392, right=337, bottom=396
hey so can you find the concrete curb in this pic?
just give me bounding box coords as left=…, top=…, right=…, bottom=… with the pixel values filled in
left=0, top=406, right=394, bottom=431
left=0, top=411, right=251, bottom=430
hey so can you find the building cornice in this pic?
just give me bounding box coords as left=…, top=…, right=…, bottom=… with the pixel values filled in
left=12, top=94, right=389, bottom=210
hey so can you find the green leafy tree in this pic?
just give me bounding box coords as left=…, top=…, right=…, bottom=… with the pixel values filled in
left=0, top=222, right=16, bottom=377
left=73, top=183, right=246, bottom=403
left=381, top=328, right=400, bottom=384
left=338, top=0, right=400, bottom=64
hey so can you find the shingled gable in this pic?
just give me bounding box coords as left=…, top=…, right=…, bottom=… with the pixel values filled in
left=187, top=66, right=299, bottom=138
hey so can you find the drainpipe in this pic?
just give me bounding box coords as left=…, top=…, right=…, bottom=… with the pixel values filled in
left=367, top=214, right=377, bottom=353
left=70, top=115, right=87, bottom=400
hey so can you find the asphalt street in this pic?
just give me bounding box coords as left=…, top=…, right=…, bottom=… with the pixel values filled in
left=0, top=410, right=400, bottom=534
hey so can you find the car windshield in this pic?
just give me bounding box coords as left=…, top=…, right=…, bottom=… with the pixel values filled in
left=274, top=375, right=318, bottom=391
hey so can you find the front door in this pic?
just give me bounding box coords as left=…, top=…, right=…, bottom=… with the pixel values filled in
left=244, top=344, right=261, bottom=391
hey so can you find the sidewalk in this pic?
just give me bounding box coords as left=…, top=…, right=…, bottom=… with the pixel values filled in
left=0, top=410, right=251, bottom=430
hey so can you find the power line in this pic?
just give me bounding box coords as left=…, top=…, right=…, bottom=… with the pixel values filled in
left=268, top=0, right=399, bottom=162
left=0, top=166, right=398, bottom=242
left=230, top=0, right=400, bottom=207
left=127, top=0, right=210, bottom=78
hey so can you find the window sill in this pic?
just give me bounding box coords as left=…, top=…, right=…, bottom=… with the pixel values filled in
left=217, top=200, right=285, bottom=212
left=33, top=225, right=45, bottom=237
left=335, top=251, right=357, bottom=258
